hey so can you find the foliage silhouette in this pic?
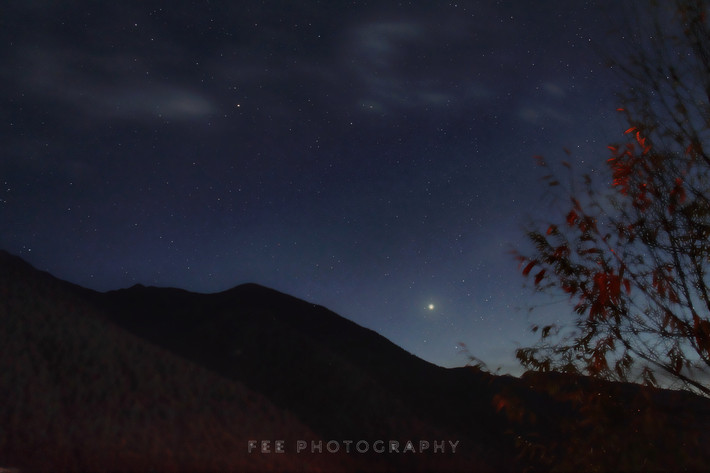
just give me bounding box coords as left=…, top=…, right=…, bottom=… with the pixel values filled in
left=515, top=0, right=710, bottom=398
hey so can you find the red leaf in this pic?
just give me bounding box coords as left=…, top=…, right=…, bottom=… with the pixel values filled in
left=566, top=209, right=579, bottom=226
left=610, top=275, right=621, bottom=300
left=534, top=269, right=546, bottom=286
left=522, top=260, right=537, bottom=276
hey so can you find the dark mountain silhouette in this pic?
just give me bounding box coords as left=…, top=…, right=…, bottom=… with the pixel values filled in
left=0, top=250, right=354, bottom=472
left=92, top=282, right=516, bottom=471
left=2, top=249, right=710, bottom=472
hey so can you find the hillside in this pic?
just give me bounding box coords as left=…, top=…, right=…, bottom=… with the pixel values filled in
left=3, top=249, right=710, bottom=472
left=93, top=281, right=516, bottom=471
left=0, top=250, right=353, bottom=472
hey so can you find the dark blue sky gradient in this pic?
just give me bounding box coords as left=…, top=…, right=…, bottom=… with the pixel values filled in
left=1, top=0, right=628, bottom=372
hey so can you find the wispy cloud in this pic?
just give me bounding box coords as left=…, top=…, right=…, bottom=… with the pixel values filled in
left=518, top=82, right=572, bottom=125
left=518, top=106, right=570, bottom=125
left=542, top=82, right=567, bottom=98
left=18, top=48, right=217, bottom=122
left=343, top=19, right=492, bottom=115
left=351, top=20, right=423, bottom=68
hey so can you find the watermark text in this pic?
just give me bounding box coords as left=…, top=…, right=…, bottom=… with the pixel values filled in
left=247, top=439, right=459, bottom=454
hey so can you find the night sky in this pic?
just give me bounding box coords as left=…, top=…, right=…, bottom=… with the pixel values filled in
left=2, top=1, right=628, bottom=373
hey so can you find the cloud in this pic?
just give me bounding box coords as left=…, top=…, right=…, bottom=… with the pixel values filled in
left=17, top=48, right=217, bottom=122
left=351, top=20, right=423, bottom=68
left=343, top=19, right=492, bottom=115
left=518, top=105, right=570, bottom=125
left=543, top=82, right=567, bottom=98
left=517, top=82, right=572, bottom=125
left=96, top=85, right=216, bottom=121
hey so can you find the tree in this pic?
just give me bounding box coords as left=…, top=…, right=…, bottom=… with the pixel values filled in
left=516, top=0, right=710, bottom=397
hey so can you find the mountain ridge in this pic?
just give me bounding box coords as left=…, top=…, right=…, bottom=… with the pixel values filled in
left=93, top=275, right=506, bottom=462
left=3, top=249, right=710, bottom=472
left=0, top=250, right=503, bottom=471
left=0, top=250, right=358, bottom=472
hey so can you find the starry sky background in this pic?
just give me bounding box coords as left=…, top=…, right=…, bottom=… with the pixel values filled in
left=2, top=0, right=632, bottom=373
